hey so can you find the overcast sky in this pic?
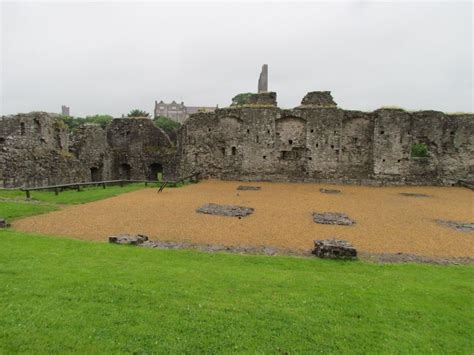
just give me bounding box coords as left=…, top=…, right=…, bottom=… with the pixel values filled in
left=1, top=1, right=472, bottom=117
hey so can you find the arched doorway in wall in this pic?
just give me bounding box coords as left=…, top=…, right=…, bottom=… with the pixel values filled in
left=148, top=163, right=163, bottom=181
left=119, top=163, right=131, bottom=180
left=90, top=167, right=101, bottom=182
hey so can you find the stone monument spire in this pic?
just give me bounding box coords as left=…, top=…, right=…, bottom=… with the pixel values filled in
left=258, top=64, right=268, bottom=93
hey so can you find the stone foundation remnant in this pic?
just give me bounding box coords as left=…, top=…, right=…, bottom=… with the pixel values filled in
left=237, top=186, right=261, bottom=191
left=399, top=192, right=431, bottom=198
left=435, top=220, right=474, bottom=233
left=108, top=234, right=149, bottom=245
left=196, top=203, right=254, bottom=217
left=320, top=188, right=341, bottom=194
left=312, top=239, right=357, bottom=259
left=313, top=212, right=356, bottom=226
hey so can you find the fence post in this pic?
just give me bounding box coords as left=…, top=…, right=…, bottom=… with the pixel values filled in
left=25, top=190, right=30, bottom=199
left=54, top=187, right=59, bottom=195
left=103, top=183, right=106, bottom=189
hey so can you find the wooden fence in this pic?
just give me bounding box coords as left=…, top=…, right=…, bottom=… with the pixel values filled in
left=20, top=172, right=200, bottom=198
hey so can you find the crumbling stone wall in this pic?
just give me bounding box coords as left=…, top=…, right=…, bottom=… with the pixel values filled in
left=178, top=91, right=473, bottom=185
left=106, top=118, right=174, bottom=181
left=0, top=113, right=175, bottom=188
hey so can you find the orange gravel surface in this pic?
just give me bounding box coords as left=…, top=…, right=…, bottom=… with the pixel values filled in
left=12, top=180, right=474, bottom=257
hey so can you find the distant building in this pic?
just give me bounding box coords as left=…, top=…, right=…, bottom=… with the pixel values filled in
left=61, top=105, right=70, bottom=116
left=154, top=100, right=216, bottom=124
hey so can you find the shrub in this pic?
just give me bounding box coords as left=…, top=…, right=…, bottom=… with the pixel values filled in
left=59, top=115, right=113, bottom=130
left=231, top=92, right=254, bottom=106
left=411, top=143, right=429, bottom=158
left=127, top=109, right=150, bottom=118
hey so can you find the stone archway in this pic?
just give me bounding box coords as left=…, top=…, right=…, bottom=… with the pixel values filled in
left=119, top=163, right=131, bottom=180
left=148, top=163, right=163, bottom=181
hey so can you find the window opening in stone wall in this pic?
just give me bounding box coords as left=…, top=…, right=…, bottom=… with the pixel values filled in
left=20, top=122, right=25, bottom=135
left=90, top=167, right=101, bottom=182
left=288, top=140, right=293, bottom=145
left=353, top=137, right=358, bottom=143
left=450, top=131, right=455, bottom=135
left=267, top=129, right=270, bottom=134
left=316, top=143, right=319, bottom=148
left=331, top=145, right=334, bottom=149
left=0, top=137, right=5, bottom=144
left=221, top=147, right=225, bottom=155
left=208, top=128, right=211, bottom=132
left=308, top=157, right=312, bottom=160
left=263, top=155, right=266, bottom=159
left=380, top=131, right=384, bottom=135
left=34, top=119, right=41, bottom=133
left=231, top=147, right=236, bottom=155
left=256, top=135, right=259, bottom=143
left=310, top=129, right=314, bottom=133
left=247, top=129, right=250, bottom=134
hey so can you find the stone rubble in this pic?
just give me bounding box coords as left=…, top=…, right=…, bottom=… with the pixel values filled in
left=0, top=218, right=10, bottom=228
left=196, top=203, right=254, bottom=217
left=399, top=193, right=431, bottom=198
left=237, top=186, right=261, bottom=191
left=435, top=219, right=474, bottom=233
left=312, top=239, right=357, bottom=259
left=108, top=234, right=149, bottom=245
left=319, top=188, right=341, bottom=194
left=312, top=212, right=356, bottom=226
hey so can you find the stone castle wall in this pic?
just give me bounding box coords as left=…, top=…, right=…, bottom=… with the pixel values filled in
left=177, top=92, right=473, bottom=185
left=0, top=113, right=175, bottom=188
left=1, top=91, right=472, bottom=188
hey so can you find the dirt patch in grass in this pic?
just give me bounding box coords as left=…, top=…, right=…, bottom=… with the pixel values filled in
left=12, top=180, right=474, bottom=258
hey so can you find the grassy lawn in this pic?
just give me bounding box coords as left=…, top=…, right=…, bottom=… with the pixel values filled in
left=0, top=184, right=151, bottom=221
left=0, top=183, right=150, bottom=205
left=0, top=230, right=472, bottom=353
left=0, top=201, right=59, bottom=221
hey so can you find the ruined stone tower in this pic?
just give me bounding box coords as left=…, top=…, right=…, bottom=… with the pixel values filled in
left=258, top=64, right=268, bottom=93
left=61, top=105, right=70, bottom=116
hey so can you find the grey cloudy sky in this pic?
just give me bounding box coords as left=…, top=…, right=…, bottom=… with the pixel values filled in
left=1, top=1, right=472, bottom=117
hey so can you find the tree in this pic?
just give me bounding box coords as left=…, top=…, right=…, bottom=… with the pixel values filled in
left=84, top=115, right=113, bottom=128
left=153, top=116, right=181, bottom=135
left=231, top=92, right=254, bottom=106
left=59, top=114, right=113, bottom=130
left=127, top=109, right=150, bottom=118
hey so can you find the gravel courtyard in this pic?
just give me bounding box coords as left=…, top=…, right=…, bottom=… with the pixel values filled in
left=13, top=180, right=474, bottom=258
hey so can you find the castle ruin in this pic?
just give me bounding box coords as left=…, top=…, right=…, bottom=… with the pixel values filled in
left=0, top=67, right=473, bottom=188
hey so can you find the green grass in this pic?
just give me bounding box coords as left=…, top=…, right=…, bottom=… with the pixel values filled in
left=0, top=230, right=472, bottom=353
left=0, top=201, right=59, bottom=221
left=0, top=183, right=148, bottom=205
